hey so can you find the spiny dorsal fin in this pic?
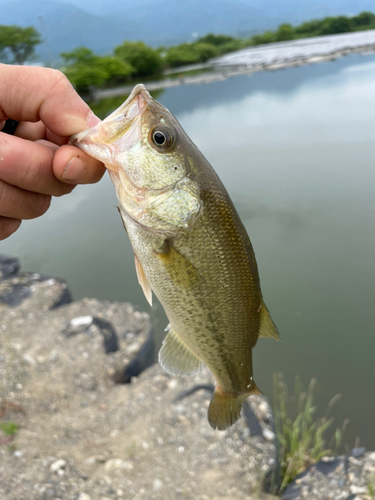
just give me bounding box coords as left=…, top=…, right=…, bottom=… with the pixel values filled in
left=158, top=325, right=204, bottom=376
left=259, top=300, right=281, bottom=340
left=134, top=254, right=152, bottom=306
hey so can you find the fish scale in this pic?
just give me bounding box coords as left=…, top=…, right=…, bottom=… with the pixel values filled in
left=71, top=83, right=280, bottom=430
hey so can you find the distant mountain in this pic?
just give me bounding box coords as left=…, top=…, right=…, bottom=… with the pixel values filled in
left=0, top=0, right=145, bottom=62
left=47, top=0, right=375, bottom=21
left=1, top=0, right=375, bottom=63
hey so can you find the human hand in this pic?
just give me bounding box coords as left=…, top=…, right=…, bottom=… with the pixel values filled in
left=0, top=63, right=105, bottom=240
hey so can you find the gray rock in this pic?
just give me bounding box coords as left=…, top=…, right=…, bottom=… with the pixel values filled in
left=349, top=484, right=368, bottom=494
left=0, top=254, right=20, bottom=281
left=77, top=493, right=92, bottom=500
left=104, top=459, right=134, bottom=471
left=262, top=428, right=276, bottom=442
left=114, top=330, right=154, bottom=383
left=50, top=459, right=67, bottom=472
left=153, top=478, right=164, bottom=491
left=63, top=315, right=120, bottom=355
left=352, top=447, right=366, bottom=459
left=0, top=272, right=71, bottom=309
left=282, top=451, right=375, bottom=499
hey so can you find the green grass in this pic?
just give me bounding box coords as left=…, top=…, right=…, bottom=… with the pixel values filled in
left=0, top=421, right=18, bottom=436
left=368, top=473, right=375, bottom=497
left=273, top=373, right=348, bottom=492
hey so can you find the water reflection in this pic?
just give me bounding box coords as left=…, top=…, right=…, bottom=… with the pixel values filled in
left=2, top=53, right=375, bottom=449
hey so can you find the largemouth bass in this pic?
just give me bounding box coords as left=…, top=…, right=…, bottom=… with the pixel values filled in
left=71, top=84, right=280, bottom=430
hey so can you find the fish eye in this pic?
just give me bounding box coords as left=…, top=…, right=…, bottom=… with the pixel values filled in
left=151, top=126, right=175, bottom=150
left=154, top=131, right=166, bottom=145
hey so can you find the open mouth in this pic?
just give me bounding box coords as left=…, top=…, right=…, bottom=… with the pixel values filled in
left=71, top=85, right=153, bottom=169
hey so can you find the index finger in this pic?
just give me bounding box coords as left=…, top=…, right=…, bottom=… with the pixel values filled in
left=0, top=64, right=99, bottom=137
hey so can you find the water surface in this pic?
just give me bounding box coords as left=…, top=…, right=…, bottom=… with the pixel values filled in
left=2, top=53, right=375, bottom=448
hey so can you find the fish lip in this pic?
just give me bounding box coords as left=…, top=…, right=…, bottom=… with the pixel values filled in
left=105, top=84, right=152, bottom=121
left=71, top=84, right=152, bottom=149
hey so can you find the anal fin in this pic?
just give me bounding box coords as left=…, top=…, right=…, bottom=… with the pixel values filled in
left=259, top=300, right=281, bottom=341
left=158, top=325, right=204, bottom=376
left=134, top=254, right=152, bottom=306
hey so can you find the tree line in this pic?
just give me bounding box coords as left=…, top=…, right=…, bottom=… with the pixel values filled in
left=1, top=11, right=375, bottom=94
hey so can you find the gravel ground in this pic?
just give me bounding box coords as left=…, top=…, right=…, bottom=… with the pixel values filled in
left=1, top=259, right=374, bottom=500
left=0, top=269, right=278, bottom=500
left=282, top=449, right=375, bottom=500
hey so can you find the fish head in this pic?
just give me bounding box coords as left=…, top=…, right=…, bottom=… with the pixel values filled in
left=71, top=84, right=202, bottom=233
left=71, top=84, right=188, bottom=189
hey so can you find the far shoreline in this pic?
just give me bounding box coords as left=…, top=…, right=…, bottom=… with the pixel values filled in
left=90, top=29, right=375, bottom=101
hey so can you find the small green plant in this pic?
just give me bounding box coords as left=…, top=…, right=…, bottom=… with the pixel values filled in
left=273, top=373, right=347, bottom=491
left=0, top=421, right=18, bottom=436
left=368, top=472, right=375, bottom=497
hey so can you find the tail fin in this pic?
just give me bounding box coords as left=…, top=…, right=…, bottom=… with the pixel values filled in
left=208, top=384, right=262, bottom=431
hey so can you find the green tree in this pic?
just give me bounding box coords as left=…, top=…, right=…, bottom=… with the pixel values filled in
left=0, top=25, right=41, bottom=64
left=60, top=46, right=95, bottom=64
left=217, top=39, right=243, bottom=54
left=294, top=19, right=325, bottom=38
left=275, top=23, right=295, bottom=42
left=61, top=48, right=108, bottom=92
left=320, top=16, right=352, bottom=35
left=197, top=33, right=234, bottom=47
left=61, top=47, right=133, bottom=94
left=249, top=30, right=276, bottom=46
left=197, top=33, right=242, bottom=55
left=165, top=42, right=217, bottom=67
left=351, top=11, right=375, bottom=29
left=193, top=42, right=218, bottom=61
left=114, top=41, right=162, bottom=77
left=97, top=56, right=133, bottom=86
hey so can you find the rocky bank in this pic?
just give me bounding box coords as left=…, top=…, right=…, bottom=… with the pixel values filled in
left=0, top=255, right=374, bottom=500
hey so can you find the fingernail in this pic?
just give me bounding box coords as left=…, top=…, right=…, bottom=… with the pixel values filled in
left=62, top=156, right=86, bottom=181
left=87, top=111, right=101, bottom=128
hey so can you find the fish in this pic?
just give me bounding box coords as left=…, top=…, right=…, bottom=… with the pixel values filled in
left=71, top=84, right=280, bottom=430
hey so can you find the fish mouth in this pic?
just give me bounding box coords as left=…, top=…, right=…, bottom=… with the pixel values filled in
left=105, top=84, right=152, bottom=121
left=71, top=84, right=153, bottom=170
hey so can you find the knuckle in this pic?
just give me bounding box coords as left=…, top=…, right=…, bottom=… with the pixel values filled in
left=0, top=217, right=21, bottom=240
left=0, top=180, right=6, bottom=206
left=34, top=194, right=51, bottom=218
left=0, top=180, right=51, bottom=220
left=47, top=69, right=73, bottom=97
left=24, top=193, right=51, bottom=219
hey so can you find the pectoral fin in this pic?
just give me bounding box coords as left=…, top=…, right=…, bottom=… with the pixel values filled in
left=259, top=300, right=281, bottom=340
left=155, top=241, right=201, bottom=290
left=134, top=254, right=152, bottom=306
left=158, top=325, right=204, bottom=376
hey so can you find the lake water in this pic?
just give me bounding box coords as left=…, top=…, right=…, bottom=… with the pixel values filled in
left=2, top=53, right=375, bottom=449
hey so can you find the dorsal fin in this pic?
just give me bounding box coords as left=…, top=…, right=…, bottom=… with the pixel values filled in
left=259, top=300, right=281, bottom=340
